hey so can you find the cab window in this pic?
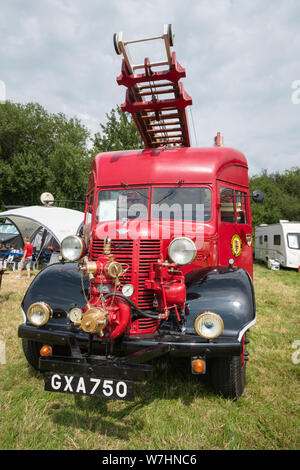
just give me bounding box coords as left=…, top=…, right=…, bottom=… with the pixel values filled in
left=220, top=187, right=235, bottom=222
left=220, top=187, right=248, bottom=224
left=236, top=191, right=247, bottom=224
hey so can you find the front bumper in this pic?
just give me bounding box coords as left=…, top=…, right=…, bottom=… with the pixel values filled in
left=18, top=323, right=242, bottom=360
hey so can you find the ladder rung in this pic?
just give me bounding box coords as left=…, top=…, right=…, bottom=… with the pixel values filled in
left=132, top=60, right=169, bottom=71
left=140, top=112, right=180, bottom=121
left=148, top=121, right=181, bottom=127
left=147, top=129, right=182, bottom=134
left=137, top=82, right=175, bottom=91
left=151, top=138, right=183, bottom=143
left=153, top=133, right=183, bottom=138
left=139, top=89, right=175, bottom=97
left=151, top=141, right=183, bottom=146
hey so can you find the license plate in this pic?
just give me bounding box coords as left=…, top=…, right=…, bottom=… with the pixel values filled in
left=44, top=372, right=135, bottom=401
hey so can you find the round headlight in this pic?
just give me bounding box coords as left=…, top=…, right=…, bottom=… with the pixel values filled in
left=168, top=237, right=197, bottom=266
left=194, top=312, right=224, bottom=339
left=27, top=302, right=52, bottom=327
left=60, top=236, right=85, bottom=261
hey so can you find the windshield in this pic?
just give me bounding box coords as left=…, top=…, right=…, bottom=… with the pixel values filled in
left=152, top=187, right=211, bottom=222
left=97, top=188, right=149, bottom=221
left=96, top=187, right=211, bottom=222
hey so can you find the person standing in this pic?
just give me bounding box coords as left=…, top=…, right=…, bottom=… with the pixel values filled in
left=16, top=237, right=33, bottom=279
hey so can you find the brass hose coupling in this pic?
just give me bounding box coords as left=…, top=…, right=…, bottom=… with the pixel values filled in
left=80, top=307, right=108, bottom=336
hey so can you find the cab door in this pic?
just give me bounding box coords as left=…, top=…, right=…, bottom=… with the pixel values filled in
left=217, top=183, right=253, bottom=278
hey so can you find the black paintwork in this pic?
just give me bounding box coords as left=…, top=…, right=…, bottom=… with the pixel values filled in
left=19, top=263, right=254, bottom=363
left=21, top=262, right=89, bottom=320
left=184, top=266, right=255, bottom=338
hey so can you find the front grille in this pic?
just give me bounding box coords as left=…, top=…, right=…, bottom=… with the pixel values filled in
left=130, top=318, right=161, bottom=335
left=90, top=239, right=161, bottom=309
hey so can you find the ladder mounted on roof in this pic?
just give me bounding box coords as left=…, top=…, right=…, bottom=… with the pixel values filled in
left=114, top=24, right=192, bottom=149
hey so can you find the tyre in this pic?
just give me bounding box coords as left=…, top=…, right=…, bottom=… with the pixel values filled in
left=167, top=24, right=174, bottom=47
left=113, top=32, right=121, bottom=55
left=210, top=354, right=246, bottom=400
left=22, top=339, right=42, bottom=371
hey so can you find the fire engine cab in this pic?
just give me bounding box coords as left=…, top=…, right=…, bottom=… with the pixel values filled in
left=18, top=25, right=263, bottom=400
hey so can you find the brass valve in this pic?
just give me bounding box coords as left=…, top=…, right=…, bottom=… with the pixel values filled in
left=80, top=307, right=108, bottom=336
left=78, top=256, right=97, bottom=280
left=103, top=238, right=112, bottom=254
left=105, top=261, right=123, bottom=279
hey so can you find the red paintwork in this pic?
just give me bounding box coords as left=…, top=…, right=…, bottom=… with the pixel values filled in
left=83, top=145, right=253, bottom=338
left=89, top=147, right=248, bottom=188
left=144, top=260, right=186, bottom=313
left=122, top=82, right=192, bottom=113
left=117, top=52, right=187, bottom=88
left=116, top=51, right=192, bottom=148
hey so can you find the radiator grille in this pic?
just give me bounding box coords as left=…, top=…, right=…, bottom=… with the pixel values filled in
left=90, top=239, right=161, bottom=309
left=130, top=318, right=161, bottom=335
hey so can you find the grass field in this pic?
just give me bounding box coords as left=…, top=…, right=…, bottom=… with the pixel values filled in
left=0, top=263, right=299, bottom=450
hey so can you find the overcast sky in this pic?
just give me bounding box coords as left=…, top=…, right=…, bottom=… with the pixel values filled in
left=0, top=0, right=299, bottom=175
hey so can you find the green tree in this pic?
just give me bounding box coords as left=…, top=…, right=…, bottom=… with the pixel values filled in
left=0, top=101, right=91, bottom=209
left=249, top=168, right=300, bottom=228
left=92, top=105, right=143, bottom=154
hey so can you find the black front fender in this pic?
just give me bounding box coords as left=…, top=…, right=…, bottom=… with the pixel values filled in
left=185, top=267, right=256, bottom=340
left=21, top=262, right=89, bottom=320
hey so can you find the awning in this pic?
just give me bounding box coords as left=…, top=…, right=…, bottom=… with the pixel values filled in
left=0, top=206, right=84, bottom=248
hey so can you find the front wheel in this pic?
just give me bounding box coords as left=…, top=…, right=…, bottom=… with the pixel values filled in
left=22, top=339, right=42, bottom=371
left=210, top=354, right=246, bottom=400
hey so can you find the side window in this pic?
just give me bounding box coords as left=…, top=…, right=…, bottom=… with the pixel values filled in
left=274, top=235, right=281, bottom=246
left=259, top=236, right=263, bottom=245
left=264, top=235, right=268, bottom=242
left=220, top=187, right=235, bottom=222
left=220, top=187, right=248, bottom=224
left=236, top=191, right=247, bottom=224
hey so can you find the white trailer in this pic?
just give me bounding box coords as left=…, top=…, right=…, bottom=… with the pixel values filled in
left=255, top=221, right=300, bottom=269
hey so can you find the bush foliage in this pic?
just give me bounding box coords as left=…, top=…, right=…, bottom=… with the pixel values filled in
left=1, top=101, right=299, bottom=227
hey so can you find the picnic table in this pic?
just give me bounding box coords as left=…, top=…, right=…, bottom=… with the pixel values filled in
left=0, top=250, right=23, bottom=257
left=0, top=251, right=23, bottom=271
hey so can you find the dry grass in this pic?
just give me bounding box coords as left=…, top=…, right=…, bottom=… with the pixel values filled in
left=0, top=263, right=299, bottom=450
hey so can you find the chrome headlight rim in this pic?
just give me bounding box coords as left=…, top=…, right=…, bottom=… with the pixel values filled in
left=168, top=236, right=197, bottom=266
left=194, top=311, right=224, bottom=339
left=60, top=235, right=86, bottom=262
left=27, top=302, right=52, bottom=327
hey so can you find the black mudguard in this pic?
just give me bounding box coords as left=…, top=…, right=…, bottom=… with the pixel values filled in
left=185, top=267, right=256, bottom=339
left=21, top=262, right=89, bottom=320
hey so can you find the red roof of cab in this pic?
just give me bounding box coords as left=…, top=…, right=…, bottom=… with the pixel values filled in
left=91, top=146, right=248, bottom=187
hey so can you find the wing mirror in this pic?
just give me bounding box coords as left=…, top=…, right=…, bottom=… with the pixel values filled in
left=251, top=190, right=264, bottom=203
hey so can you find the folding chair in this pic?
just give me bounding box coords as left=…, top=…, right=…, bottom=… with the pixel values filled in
left=5, top=255, right=17, bottom=271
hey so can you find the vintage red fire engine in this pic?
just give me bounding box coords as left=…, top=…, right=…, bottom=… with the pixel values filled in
left=18, top=25, right=263, bottom=400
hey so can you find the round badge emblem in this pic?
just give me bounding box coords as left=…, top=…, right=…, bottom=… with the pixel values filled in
left=231, top=234, right=242, bottom=257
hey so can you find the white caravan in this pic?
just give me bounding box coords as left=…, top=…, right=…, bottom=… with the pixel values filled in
left=255, top=221, right=300, bottom=269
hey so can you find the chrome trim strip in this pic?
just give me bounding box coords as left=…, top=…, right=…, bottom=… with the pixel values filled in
left=20, top=306, right=26, bottom=323
left=238, top=318, right=256, bottom=342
